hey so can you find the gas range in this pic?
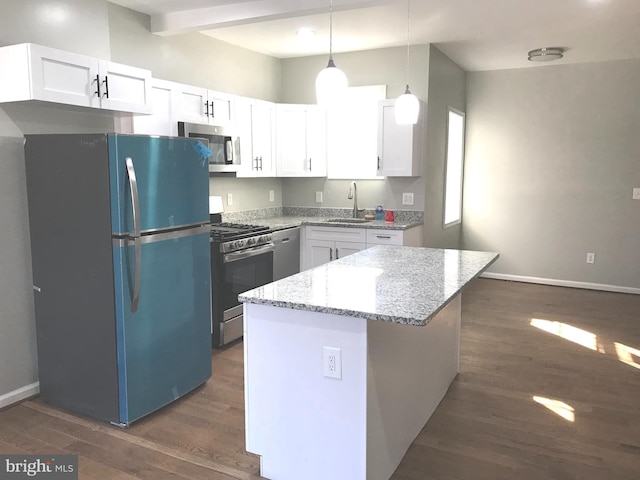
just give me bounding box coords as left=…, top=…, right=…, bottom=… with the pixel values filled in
left=208, top=219, right=275, bottom=348
left=210, top=222, right=273, bottom=254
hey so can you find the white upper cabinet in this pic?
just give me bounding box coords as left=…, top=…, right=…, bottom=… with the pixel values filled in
left=132, top=78, right=179, bottom=136
left=175, top=84, right=235, bottom=126
left=98, top=60, right=152, bottom=114
left=236, top=96, right=275, bottom=177
left=327, top=85, right=386, bottom=179
left=377, top=99, right=426, bottom=177
left=0, top=43, right=151, bottom=114
left=276, top=104, right=327, bottom=177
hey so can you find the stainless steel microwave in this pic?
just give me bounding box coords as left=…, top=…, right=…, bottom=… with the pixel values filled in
left=177, top=121, right=240, bottom=173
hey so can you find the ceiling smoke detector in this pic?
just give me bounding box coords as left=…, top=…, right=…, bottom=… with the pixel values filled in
left=528, top=47, right=565, bottom=62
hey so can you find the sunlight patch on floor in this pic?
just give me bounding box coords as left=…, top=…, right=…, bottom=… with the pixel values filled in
left=530, top=318, right=599, bottom=351
left=614, top=342, right=640, bottom=370
left=533, top=396, right=575, bottom=422
left=530, top=318, right=640, bottom=371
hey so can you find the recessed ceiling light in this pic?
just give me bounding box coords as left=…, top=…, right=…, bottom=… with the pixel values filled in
left=528, top=47, right=565, bottom=62
left=296, top=27, right=316, bottom=40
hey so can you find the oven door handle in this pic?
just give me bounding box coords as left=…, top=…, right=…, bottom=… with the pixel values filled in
left=223, top=243, right=275, bottom=263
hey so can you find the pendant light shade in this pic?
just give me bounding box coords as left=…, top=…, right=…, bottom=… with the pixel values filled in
left=316, top=58, right=348, bottom=106
left=316, top=0, right=348, bottom=106
left=395, top=0, right=419, bottom=125
left=395, top=84, right=420, bottom=124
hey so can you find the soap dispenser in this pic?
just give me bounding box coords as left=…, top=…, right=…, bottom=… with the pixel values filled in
left=375, top=205, right=384, bottom=221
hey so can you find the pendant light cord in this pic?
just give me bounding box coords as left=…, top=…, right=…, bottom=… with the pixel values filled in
left=329, top=0, right=334, bottom=60
left=405, top=0, right=410, bottom=88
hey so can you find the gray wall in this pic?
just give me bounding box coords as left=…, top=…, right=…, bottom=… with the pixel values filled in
left=0, top=0, right=111, bottom=58
left=279, top=46, right=430, bottom=213
left=0, top=136, right=39, bottom=404
left=463, top=59, right=640, bottom=289
left=422, top=45, right=466, bottom=248
left=107, top=4, right=282, bottom=102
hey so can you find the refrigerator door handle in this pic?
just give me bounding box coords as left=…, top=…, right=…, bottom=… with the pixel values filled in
left=125, top=157, right=142, bottom=313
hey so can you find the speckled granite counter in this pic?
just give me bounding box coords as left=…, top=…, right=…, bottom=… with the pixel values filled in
left=239, top=246, right=498, bottom=326
left=243, top=246, right=500, bottom=480
left=222, top=207, right=423, bottom=231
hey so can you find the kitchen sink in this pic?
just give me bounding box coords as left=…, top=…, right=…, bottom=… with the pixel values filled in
left=324, top=218, right=372, bottom=223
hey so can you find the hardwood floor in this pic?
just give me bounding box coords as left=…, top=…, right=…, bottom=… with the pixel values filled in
left=1, top=279, right=639, bottom=479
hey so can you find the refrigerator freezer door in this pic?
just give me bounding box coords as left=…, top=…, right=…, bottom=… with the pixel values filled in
left=109, top=135, right=210, bottom=235
left=112, top=229, right=212, bottom=425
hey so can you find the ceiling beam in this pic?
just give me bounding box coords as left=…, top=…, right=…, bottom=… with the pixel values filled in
left=150, top=0, right=393, bottom=36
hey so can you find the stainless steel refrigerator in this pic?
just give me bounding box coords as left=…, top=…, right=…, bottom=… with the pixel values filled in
left=24, top=133, right=212, bottom=426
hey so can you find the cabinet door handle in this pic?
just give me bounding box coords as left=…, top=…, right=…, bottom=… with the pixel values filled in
left=329, top=247, right=333, bottom=261
left=336, top=248, right=339, bottom=259
left=94, top=74, right=101, bottom=97
left=205, top=101, right=209, bottom=117
left=210, top=101, right=215, bottom=117
left=377, top=156, right=381, bottom=170
left=254, top=157, right=258, bottom=170
left=376, top=235, right=391, bottom=239
left=102, top=76, right=109, bottom=98
left=309, top=158, right=312, bottom=171
left=259, top=156, right=263, bottom=170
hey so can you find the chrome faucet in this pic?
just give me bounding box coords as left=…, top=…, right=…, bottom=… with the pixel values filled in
left=348, top=181, right=358, bottom=218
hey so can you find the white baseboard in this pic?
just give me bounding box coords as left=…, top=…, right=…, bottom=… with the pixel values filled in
left=480, top=272, right=640, bottom=295
left=0, top=381, right=39, bottom=409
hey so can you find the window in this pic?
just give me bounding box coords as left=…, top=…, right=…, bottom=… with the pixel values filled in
left=444, top=107, right=466, bottom=227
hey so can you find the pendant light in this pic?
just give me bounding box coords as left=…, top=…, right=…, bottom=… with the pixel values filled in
left=395, top=0, right=419, bottom=124
left=316, top=0, right=348, bottom=106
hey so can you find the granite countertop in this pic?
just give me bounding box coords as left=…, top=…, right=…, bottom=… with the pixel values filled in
left=220, top=207, right=424, bottom=231
left=239, top=246, right=499, bottom=326
left=240, top=215, right=422, bottom=231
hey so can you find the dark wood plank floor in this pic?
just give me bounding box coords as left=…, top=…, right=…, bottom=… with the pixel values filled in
left=1, top=279, right=639, bottom=479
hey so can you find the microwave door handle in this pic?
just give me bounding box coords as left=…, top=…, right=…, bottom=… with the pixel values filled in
left=125, top=157, right=142, bottom=313
left=227, top=139, right=233, bottom=162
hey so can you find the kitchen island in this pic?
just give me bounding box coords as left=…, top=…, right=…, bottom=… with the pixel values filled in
left=239, top=246, right=498, bottom=480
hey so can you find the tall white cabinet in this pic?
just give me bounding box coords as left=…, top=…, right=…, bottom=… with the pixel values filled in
left=236, top=97, right=276, bottom=177
left=377, top=99, right=426, bottom=177
left=275, top=104, right=327, bottom=177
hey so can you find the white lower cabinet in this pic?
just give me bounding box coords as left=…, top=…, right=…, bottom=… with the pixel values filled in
left=302, top=227, right=366, bottom=270
left=302, top=225, right=422, bottom=270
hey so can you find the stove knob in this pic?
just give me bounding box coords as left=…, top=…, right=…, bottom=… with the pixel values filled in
left=247, top=237, right=256, bottom=246
left=237, top=240, right=245, bottom=249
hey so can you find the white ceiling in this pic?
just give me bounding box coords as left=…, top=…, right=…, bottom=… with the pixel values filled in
left=109, top=0, right=640, bottom=71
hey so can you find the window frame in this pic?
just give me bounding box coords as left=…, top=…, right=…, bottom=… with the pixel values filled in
left=443, top=106, right=466, bottom=228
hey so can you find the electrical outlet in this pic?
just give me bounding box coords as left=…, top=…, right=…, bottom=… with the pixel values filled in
left=269, top=190, right=275, bottom=202
left=227, top=193, right=233, bottom=206
left=316, top=191, right=323, bottom=203
left=633, top=188, right=640, bottom=200
left=402, top=192, right=414, bottom=206
left=586, top=252, right=595, bottom=264
left=323, top=346, right=342, bottom=380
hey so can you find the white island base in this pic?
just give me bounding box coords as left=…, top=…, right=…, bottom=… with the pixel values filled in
left=243, top=295, right=461, bottom=480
